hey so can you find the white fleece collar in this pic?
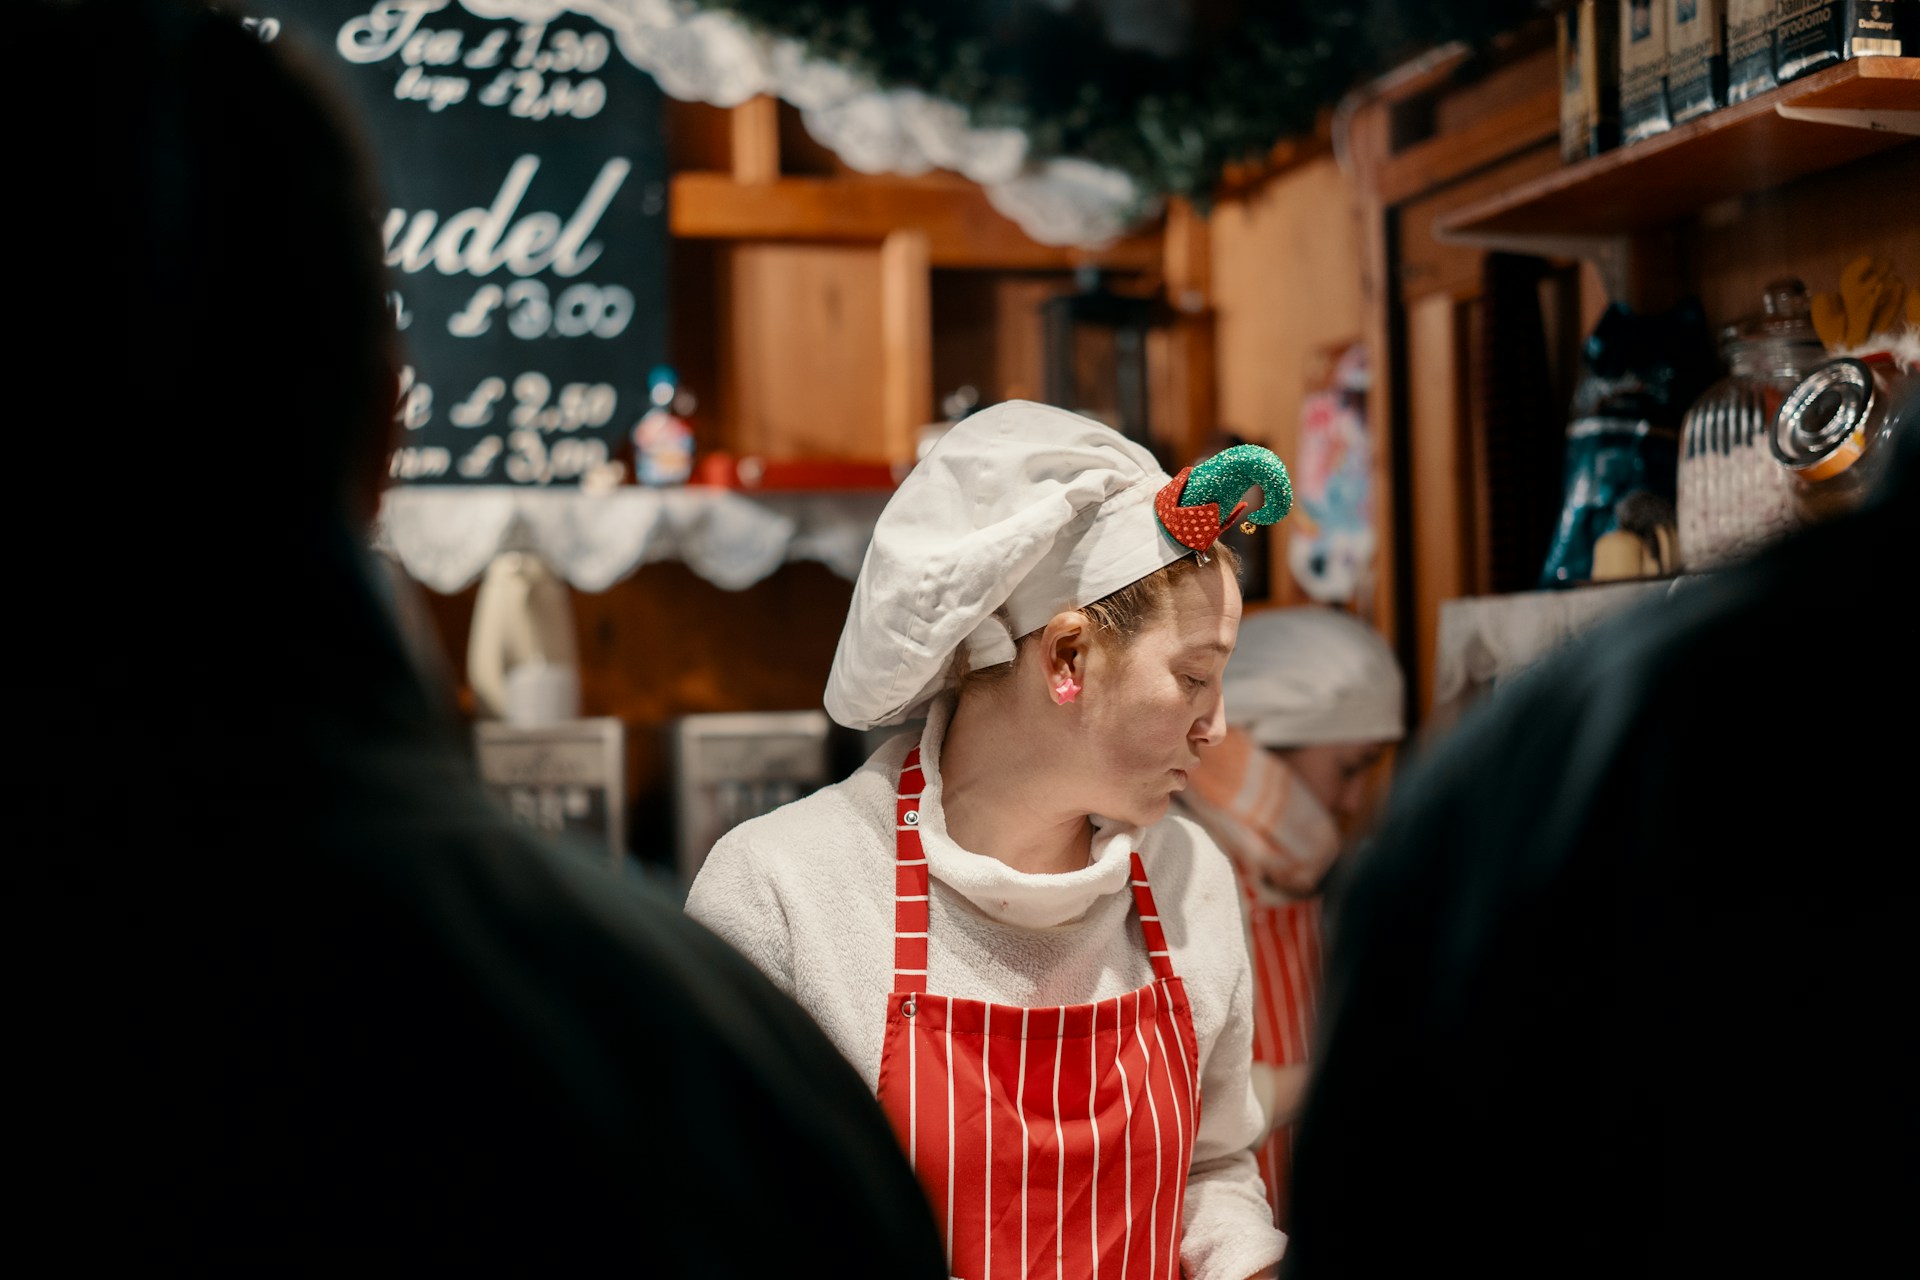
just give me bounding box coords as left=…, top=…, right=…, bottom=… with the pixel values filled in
left=911, top=697, right=1138, bottom=929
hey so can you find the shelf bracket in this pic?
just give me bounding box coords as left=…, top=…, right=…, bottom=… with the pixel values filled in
left=1773, top=103, right=1920, bottom=135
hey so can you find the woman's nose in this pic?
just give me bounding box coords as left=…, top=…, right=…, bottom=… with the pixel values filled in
left=1193, top=688, right=1228, bottom=748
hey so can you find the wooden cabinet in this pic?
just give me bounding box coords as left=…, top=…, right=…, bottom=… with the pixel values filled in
left=1342, top=45, right=1918, bottom=723
left=665, top=96, right=1192, bottom=470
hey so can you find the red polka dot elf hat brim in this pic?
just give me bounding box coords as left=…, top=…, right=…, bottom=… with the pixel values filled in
left=1154, top=444, right=1294, bottom=561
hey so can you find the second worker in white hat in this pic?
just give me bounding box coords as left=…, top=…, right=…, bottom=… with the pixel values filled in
left=1170, top=606, right=1406, bottom=1232
left=688, top=401, right=1293, bottom=1279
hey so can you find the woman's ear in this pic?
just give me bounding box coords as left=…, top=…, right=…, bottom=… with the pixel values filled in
left=1039, top=611, right=1089, bottom=704
left=1040, top=611, right=1089, bottom=678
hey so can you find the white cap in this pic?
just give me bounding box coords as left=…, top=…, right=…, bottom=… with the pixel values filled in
left=1223, top=606, right=1404, bottom=747
left=824, top=401, right=1188, bottom=730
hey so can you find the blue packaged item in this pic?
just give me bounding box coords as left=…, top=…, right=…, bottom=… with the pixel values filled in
left=1539, top=299, right=1717, bottom=587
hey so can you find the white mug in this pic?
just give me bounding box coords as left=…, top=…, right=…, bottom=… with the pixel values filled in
left=502, top=660, right=581, bottom=727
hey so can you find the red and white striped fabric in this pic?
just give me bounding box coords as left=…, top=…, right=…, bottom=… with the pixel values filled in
left=1241, top=894, right=1322, bottom=1071
left=876, top=747, right=1201, bottom=1280
left=1175, top=728, right=1335, bottom=1225
left=1238, top=886, right=1322, bottom=1223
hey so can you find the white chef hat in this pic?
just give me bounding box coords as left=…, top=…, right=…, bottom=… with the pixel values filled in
left=825, top=402, right=1179, bottom=730
left=825, top=401, right=1290, bottom=731
left=1222, top=606, right=1404, bottom=748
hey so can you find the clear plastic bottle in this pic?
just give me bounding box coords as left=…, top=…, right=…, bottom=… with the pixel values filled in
left=632, top=364, right=694, bottom=486
left=1676, top=280, right=1828, bottom=571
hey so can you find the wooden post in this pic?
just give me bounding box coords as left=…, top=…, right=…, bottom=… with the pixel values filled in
left=1160, top=198, right=1217, bottom=468
left=1405, top=293, right=1474, bottom=719
left=1347, top=97, right=1401, bottom=658
left=730, top=95, right=780, bottom=185
left=880, top=230, right=932, bottom=466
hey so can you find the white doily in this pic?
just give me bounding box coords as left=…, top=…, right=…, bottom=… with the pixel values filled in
left=375, top=486, right=890, bottom=593
left=459, top=0, right=1146, bottom=247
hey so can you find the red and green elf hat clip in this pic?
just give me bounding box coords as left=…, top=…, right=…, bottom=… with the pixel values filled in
left=1154, top=444, right=1293, bottom=560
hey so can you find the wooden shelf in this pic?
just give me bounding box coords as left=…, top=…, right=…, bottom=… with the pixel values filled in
left=1437, top=57, right=1918, bottom=247
left=671, top=171, right=1161, bottom=271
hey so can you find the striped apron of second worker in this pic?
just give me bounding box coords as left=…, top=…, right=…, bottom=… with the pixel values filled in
left=1238, top=879, right=1322, bottom=1226
left=875, top=747, right=1202, bottom=1280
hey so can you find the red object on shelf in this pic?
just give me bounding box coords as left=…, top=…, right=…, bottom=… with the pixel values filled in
left=689, top=452, right=902, bottom=491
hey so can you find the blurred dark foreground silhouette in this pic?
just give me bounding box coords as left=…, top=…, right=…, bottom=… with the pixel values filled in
left=1285, top=378, right=1919, bottom=1276
left=35, top=0, right=944, bottom=1268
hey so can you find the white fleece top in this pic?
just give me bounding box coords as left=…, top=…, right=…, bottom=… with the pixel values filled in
left=686, top=698, right=1286, bottom=1280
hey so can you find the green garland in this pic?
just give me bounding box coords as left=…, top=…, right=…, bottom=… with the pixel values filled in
left=701, top=1, right=1550, bottom=208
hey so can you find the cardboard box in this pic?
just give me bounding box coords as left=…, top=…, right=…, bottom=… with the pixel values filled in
left=1777, top=0, right=1916, bottom=84
left=1854, top=0, right=1920, bottom=57
left=1620, top=0, right=1672, bottom=142
left=1559, top=1, right=1622, bottom=160
left=1726, top=0, right=1779, bottom=102
left=1666, top=0, right=1727, bottom=123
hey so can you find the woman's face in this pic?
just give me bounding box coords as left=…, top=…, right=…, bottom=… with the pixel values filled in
left=1074, top=559, right=1242, bottom=827
left=1276, top=741, right=1389, bottom=833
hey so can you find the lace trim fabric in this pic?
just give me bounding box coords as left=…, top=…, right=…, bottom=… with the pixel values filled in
left=375, top=486, right=890, bottom=593
left=462, top=0, right=1149, bottom=246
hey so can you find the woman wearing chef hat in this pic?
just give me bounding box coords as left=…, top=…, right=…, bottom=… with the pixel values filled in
left=1169, top=607, right=1405, bottom=1228
left=687, top=401, right=1293, bottom=1279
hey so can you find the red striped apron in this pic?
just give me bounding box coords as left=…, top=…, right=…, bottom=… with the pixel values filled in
left=876, top=747, right=1201, bottom=1280
left=1234, top=866, right=1323, bottom=1226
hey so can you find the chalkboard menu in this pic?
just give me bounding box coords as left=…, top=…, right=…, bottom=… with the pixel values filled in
left=255, top=0, right=667, bottom=487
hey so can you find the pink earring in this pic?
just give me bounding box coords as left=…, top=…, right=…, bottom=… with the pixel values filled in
left=1051, top=674, right=1081, bottom=705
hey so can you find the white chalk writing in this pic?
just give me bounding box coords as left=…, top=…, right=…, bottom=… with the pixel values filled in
left=395, top=364, right=432, bottom=429
left=381, top=155, right=629, bottom=279
left=396, top=372, right=617, bottom=483
left=334, top=1, right=611, bottom=119
left=446, top=279, right=634, bottom=338
left=390, top=445, right=451, bottom=478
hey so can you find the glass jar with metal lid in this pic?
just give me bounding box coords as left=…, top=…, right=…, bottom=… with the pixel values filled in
left=1771, top=355, right=1914, bottom=525
left=1676, top=280, right=1827, bottom=571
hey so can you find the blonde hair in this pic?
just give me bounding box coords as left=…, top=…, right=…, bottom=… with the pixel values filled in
left=956, top=546, right=1243, bottom=689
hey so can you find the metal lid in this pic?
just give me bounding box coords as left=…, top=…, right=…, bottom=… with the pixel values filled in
left=1771, top=358, right=1875, bottom=475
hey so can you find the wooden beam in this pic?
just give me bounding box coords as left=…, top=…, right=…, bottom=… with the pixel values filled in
left=880, top=230, right=932, bottom=465
left=1436, top=58, right=1919, bottom=241
left=1377, top=86, right=1561, bottom=206
left=729, top=95, right=780, bottom=185
left=1365, top=42, right=1475, bottom=109
left=1347, top=97, right=1401, bottom=665
left=671, top=172, right=1162, bottom=271
left=1406, top=292, right=1472, bottom=719
left=1398, top=143, right=1564, bottom=303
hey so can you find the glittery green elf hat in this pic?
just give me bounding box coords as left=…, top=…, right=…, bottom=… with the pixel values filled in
left=1153, top=444, right=1293, bottom=557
